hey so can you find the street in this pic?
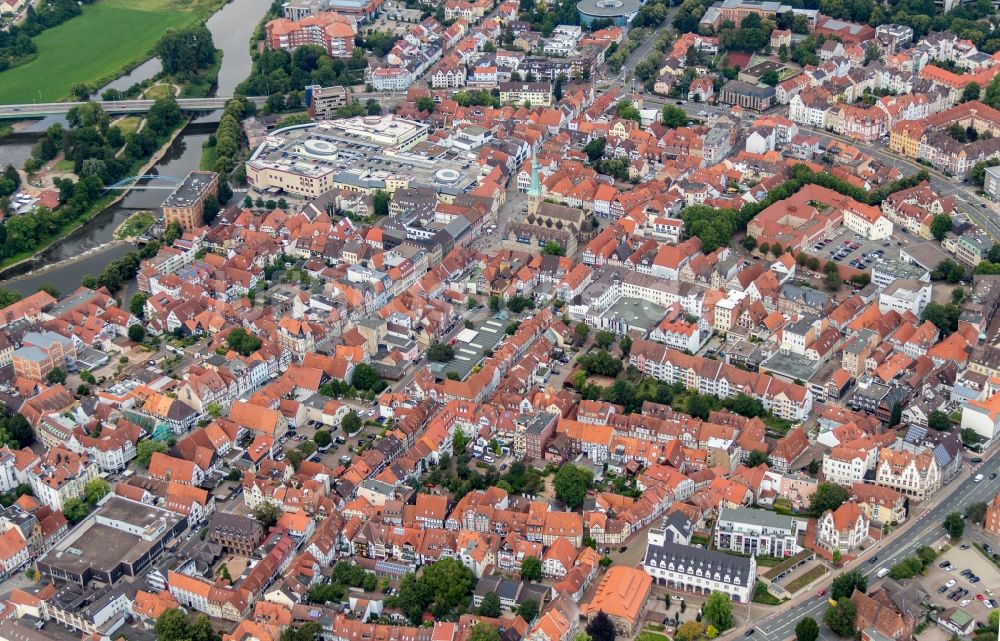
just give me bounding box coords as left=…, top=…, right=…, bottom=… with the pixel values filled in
left=749, top=450, right=1000, bottom=641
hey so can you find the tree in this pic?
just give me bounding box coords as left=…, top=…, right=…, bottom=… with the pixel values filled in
left=130, top=292, right=149, bottom=318
left=746, top=450, right=768, bottom=467
left=963, top=82, right=981, bottom=103
left=252, top=502, right=282, bottom=528
left=84, top=478, right=109, bottom=505
left=554, top=464, right=593, bottom=509
left=0, top=410, right=34, bottom=449
left=517, top=598, right=539, bottom=621
left=825, top=268, right=842, bottom=291
left=281, top=623, right=320, bottom=641
left=342, top=411, right=361, bottom=434
left=830, top=570, right=867, bottom=601
left=372, top=190, right=390, bottom=217
left=468, top=624, right=499, bottom=641
left=810, top=482, right=849, bottom=513
left=824, top=598, right=856, bottom=638
left=521, top=555, right=542, bottom=581
left=351, top=363, right=384, bottom=392
left=832, top=550, right=842, bottom=565
left=308, top=582, right=345, bottom=604
left=795, top=618, right=819, bottom=641
left=415, top=97, right=436, bottom=113
left=922, top=302, right=962, bottom=335
left=584, top=137, right=607, bottom=162
left=595, top=330, right=615, bottom=350
left=479, top=592, right=502, bottom=617
left=928, top=410, right=951, bottom=431
left=45, top=367, right=66, bottom=385
left=314, top=430, right=332, bottom=448
left=931, top=214, right=953, bottom=240
left=62, top=498, right=90, bottom=523
left=889, top=402, right=902, bottom=427
left=155, top=609, right=193, bottom=641
left=156, top=26, right=215, bottom=74
left=226, top=328, right=261, bottom=356
left=573, top=322, right=590, bottom=346
left=542, top=240, right=566, bottom=256
left=966, top=501, right=988, bottom=524
left=675, top=622, right=704, bottom=641
left=427, top=342, right=455, bottom=362
left=943, top=511, right=964, bottom=539
left=761, top=69, right=780, bottom=86
left=586, top=611, right=616, bottom=641
left=421, top=557, right=475, bottom=611
left=128, top=324, right=146, bottom=342
left=703, top=592, right=733, bottom=630
left=662, top=105, right=689, bottom=128
left=136, top=440, right=168, bottom=467
left=932, top=259, right=965, bottom=283
left=619, top=336, right=632, bottom=355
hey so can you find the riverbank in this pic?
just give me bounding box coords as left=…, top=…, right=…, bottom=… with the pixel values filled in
left=0, top=0, right=230, bottom=104
left=0, top=118, right=189, bottom=278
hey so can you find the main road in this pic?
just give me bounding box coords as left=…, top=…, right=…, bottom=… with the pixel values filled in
left=748, top=449, right=1000, bottom=641
left=0, top=96, right=267, bottom=118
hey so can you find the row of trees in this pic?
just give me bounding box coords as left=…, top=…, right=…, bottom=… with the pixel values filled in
left=80, top=240, right=160, bottom=293
left=204, top=97, right=256, bottom=178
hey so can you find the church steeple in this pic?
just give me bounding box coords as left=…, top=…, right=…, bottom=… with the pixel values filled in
left=527, top=147, right=541, bottom=216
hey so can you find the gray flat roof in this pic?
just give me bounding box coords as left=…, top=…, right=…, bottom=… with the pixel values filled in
left=577, top=0, right=641, bottom=16
left=718, top=507, right=799, bottom=532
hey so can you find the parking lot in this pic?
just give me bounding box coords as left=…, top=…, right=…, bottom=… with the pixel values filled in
left=920, top=543, right=1000, bottom=619
left=279, top=400, right=384, bottom=470
left=811, top=226, right=898, bottom=271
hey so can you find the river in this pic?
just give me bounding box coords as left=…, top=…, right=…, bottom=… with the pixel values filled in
left=0, top=0, right=272, bottom=297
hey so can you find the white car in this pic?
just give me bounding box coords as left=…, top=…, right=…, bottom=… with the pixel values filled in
left=946, top=579, right=957, bottom=588
left=960, top=599, right=971, bottom=607
left=975, top=474, right=984, bottom=482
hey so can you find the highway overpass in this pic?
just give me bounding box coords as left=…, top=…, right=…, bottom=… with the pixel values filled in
left=0, top=96, right=267, bottom=118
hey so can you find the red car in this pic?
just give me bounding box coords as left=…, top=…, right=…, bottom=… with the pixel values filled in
left=817, top=589, right=827, bottom=598
left=977, top=594, right=985, bottom=601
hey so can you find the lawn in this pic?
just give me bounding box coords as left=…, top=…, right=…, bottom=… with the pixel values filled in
left=637, top=631, right=670, bottom=641
left=784, top=566, right=827, bottom=594
left=0, top=0, right=224, bottom=104
left=114, top=116, right=142, bottom=137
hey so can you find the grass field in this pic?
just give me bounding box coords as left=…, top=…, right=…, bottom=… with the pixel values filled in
left=0, top=0, right=224, bottom=104
left=143, top=83, right=176, bottom=100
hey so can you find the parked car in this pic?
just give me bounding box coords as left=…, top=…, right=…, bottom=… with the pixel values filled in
left=946, top=579, right=957, bottom=588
